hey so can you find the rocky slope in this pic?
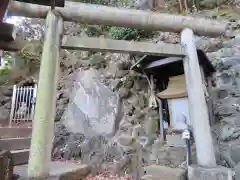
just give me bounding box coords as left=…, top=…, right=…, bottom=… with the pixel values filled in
left=50, top=7, right=240, bottom=178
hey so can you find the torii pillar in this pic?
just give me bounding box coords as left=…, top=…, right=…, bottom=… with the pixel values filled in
left=27, top=10, right=63, bottom=179
left=181, top=28, right=216, bottom=167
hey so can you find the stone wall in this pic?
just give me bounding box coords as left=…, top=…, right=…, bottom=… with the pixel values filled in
left=53, top=50, right=160, bottom=177
left=205, top=20, right=240, bottom=176
left=0, top=86, right=12, bottom=126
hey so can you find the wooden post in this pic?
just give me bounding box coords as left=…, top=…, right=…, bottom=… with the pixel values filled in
left=27, top=10, right=63, bottom=179
left=180, top=28, right=216, bottom=167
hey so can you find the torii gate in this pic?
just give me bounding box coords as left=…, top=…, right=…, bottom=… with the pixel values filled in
left=7, top=1, right=228, bottom=179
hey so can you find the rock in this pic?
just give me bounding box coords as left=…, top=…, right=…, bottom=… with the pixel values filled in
left=133, top=109, right=145, bottom=121
left=117, top=135, right=135, bottom=146
left=127, top=94, right=146, bottom=109
left=117, top=60, right=131, bottom=70
left=195, top=37, right=222, bottom=52
left=215, top=71, right=236, bottom=88
left=115, top=70, right=128, bottom=79
left=211, top=88, right=229, bottom=100
left=123, top=102, right=135, bottom=116
left=215, top=104, right=239, bottom=117
left=118, top=87, right=131, bottom=99
left=234, top=162, right=240, bottom=179
left=200, top=0, right=224, bottom=8
left=150, top=146, right=169, bottom=165
left=0, top=86, right=12, bottom=97
left=3, top=102, right=11, bottom=110
left=122, top=77, right=134, bottom=89
left=188, top=165, right=233, bottom=180
left=219, top=123, right=240, bottom=141
left=132, top=124, right=144, bottom=137
left=0, top=96, right=11, bottom=106
left=133, top=0, right=153, bottom=10
left=109, top=79, right=122, bottom=91
left=61, top=69, right=121, bottom=137
left=106, top=156, right=131, bottom=176
left=144, top=117, right=158, bottom=136
left=167, top=147, right=186, bottom=167
left=208, top=48, right=237, bottom=59
left=104, top=61, right=118, bottom=79
left=222, top=39, right=240, bottom=48
left=150, top=145, right=187, bottom=168
left=139, top=135, right=156, bottom=149
left=0, top=150, right=13, bottom=180
left=119, top=122, right=133, bottom=136
left=55, top=104, right=66, bottom=121
left=226, top=144, right=240, bottom=165
left=230, top=89, right=240, bottom=97
left=221, top=56, right=240, bottom=69
left=88, top=54, right=106, bottom=69
left=0, top=108, right=10, bottom=125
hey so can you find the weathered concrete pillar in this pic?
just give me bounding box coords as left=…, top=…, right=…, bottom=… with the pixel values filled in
left=27, top=10, right=63, bottom=178
left=180, top=28, right=216, bottom=167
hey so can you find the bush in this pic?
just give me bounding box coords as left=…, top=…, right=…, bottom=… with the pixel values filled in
left=108, top=27, right=154, bottom=40
left=84, top=24, right=109, bottom=37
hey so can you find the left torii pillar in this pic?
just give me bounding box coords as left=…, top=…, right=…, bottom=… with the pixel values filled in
left=27, top=10, right=63, bottom=179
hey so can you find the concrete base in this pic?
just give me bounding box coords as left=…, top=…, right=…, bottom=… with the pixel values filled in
left=144, top=165, right=187, bottom=180
left=14, top=161, right=90, bottom=180
left=188, top=165, right=234, bottom=180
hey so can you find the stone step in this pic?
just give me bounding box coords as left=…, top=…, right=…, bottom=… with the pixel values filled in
left=14, top=161, right=90, bottom=179
left=144, top=165, right=187, bottom=180
left=166, top=134, right=185, bottom=147
left=11, top=149, right=29, bottom=166
left=141, top=174, right=164, bottom=180
left=0, top=137, right=31, bottom=150
left=0, top=127, right=32, bottom=138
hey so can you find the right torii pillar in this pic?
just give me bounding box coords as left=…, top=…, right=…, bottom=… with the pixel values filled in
left=181, top=28, right=216, bottom=167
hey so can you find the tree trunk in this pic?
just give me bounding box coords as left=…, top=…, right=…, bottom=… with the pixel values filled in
left=27, top=10, right=63, bottom=179
left=8, top=1, right=227, bottom=37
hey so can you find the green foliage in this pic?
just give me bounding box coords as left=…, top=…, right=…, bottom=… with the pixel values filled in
left=163, top=109, right=168, bottom=120
left=88, top=54, right=106, bottom=68
left=16, top=53, right=40, bottom=74
left=108, top=27, right=154, bottom=40
left=83, top=24, right=110, bottom=37
left=82, top=24, right=154, bottom=41
left=116, top=0, right=133, bottom=7
left=0, top=68, right=11, bottom=76
left=3, top=53, right=13, bottom=67
left=0, top=68, right=12, bottom=85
